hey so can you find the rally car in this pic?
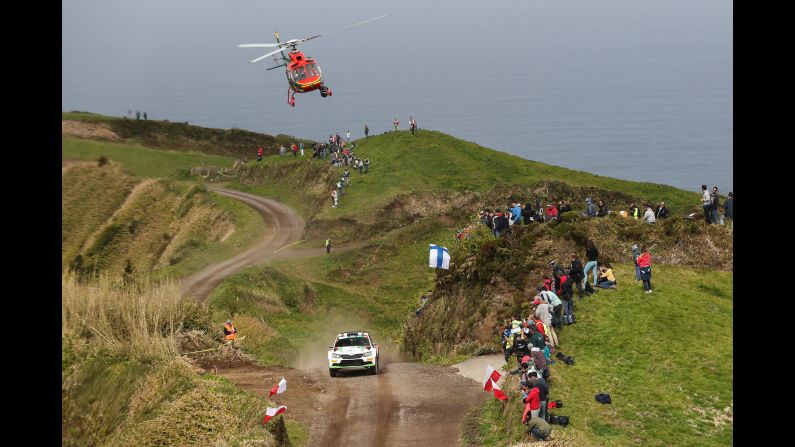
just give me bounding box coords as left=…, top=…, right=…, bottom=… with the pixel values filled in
left=328, top=331, right=379, bottom=377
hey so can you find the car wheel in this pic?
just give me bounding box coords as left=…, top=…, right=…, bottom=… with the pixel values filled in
left=329, top=368, right=337, bottom=377
left=370, top=361, right=378, bottom=375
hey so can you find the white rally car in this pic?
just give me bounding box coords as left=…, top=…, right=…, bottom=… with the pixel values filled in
left=328, top=331, right=379, bottom=377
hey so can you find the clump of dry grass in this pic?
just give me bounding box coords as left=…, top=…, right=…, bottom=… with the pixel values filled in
left=62, top=273, right=210, bottom=364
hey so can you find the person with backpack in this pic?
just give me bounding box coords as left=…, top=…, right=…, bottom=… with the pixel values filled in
left=538, top=287, right=562, bottom=329
left=638, top=246, right=653, bottom=294
left=533, top=297, right=558, bottom=347
left=582, top=240, right=600, bottom=290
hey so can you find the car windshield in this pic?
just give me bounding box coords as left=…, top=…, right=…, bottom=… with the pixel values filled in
left=335, top=336, right=369, bottom=347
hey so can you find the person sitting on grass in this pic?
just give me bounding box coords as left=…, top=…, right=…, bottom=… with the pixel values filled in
left=596, top=263, right=617, bottom=289
left=525, top=416, right=552, bottom=441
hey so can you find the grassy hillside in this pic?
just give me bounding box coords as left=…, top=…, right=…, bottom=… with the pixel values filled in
left=63, top=137, right=234, bottom=179
left=228, top=130, right=708, bottom=236
left=62, top=275, right=292, bottom=447
left=464, top=264, right=733, bottom=447
left=63, top=111, right=313, bottom=158
left=62, top=162, right=264, bottom=279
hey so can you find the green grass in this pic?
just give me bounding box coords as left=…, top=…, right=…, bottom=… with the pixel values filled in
left=472, top=263, right=732, bottom=446
left=155, top=190, right=266, bottom=279
left=62, top=137, right=233, bottom=178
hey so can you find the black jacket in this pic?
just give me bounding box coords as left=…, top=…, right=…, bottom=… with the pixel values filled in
left=586, top=246, right=599, bottom=262
left=724, top=198, right=733, bottom=218
left=569, top=258, right=584, bottom=279
left=655, top=205, right=669, bottom=219
left=597, top=205, right=609, bottom=217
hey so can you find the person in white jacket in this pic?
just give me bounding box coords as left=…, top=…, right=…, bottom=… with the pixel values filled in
left=642, top=204, right=656, bottom=224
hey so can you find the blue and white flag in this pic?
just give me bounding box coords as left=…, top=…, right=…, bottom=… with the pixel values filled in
left=429, top=244, right=450, bottom=270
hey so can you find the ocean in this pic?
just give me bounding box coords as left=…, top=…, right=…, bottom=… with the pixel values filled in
left=62, top=0, right=732, bottom=192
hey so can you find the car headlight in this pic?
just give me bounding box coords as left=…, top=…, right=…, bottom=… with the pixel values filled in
left=331, top=353, right=341, bottom=359
left=361, top=351, right=372, bottom=357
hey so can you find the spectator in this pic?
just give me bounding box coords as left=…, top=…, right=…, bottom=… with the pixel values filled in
left=510, top=202, right=523, bottom=226
left=525, top=416, right=552, bottom=441
left=364, top=124, right=369, bottom=138
left=522, top=202, right=536, bottom=224
left=533, top=297, right=558, bottom=347
left=597, top=199, right=609, bottom=217
left=521, top=381, right=541, bottom=421
left=723, top=192, right=733, bottom=227
left=711, top=186, right=720, bottom=225
left=642, top=204, right=656, bottom=224
left=527, top=371, right=550, bottom=422
left=655, top=201, right=669, bottom=219
left=582, top=239, right=599, bottom=289
left=143, top=112, right=148, bottom=120
left=346, top=129, right=351, bottom=142
left=528, top=324, right=546, bottom=350
left=501, top=321, right=514, bottom=362
left=257, top=146, right=264, bottom=161
left=291, top=143, right=298, bottom=157
left=628, top=202, right=640, bottom=220
left=393, top=118, right=400, bottom=131
left=568, top=253, right=585, bottom=298
left=701, top=184, right=712, bottom=224
left=596, top=263, right=617, bottom=289
left=631, top=243, right=641, bottom=281
left=544, top=203, right=558, bottom=222
left=279, top=145, right=286, bottom=157
left=325, top=239, right=332, bottom=254
left=331, top=189, right=338, bottom=208
left=538, top=287, right=562, bottom=329
left=558, top=200, right=572, bottom=214
left=136, top=110, right=141, bottom=120
left=583, top=197, right=596, bottom=217
left=638, top=246, right=653, bottom=293
left=300, top=142, right=305, bottom=156
left=364, top=158, right=370, bottom=174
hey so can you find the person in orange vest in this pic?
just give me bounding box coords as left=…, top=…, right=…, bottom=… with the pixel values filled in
left=223, top=319, right=237, bottom=345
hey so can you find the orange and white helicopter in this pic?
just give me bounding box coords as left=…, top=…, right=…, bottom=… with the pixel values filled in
left=239, top=15, right=385, bottom=107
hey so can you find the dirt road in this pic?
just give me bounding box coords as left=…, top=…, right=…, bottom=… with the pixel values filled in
left=182, top=187, right=487, bottom=446
left=180, top=187, right=309, bottom=302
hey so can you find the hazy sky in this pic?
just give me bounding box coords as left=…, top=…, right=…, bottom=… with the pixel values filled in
left=63, top=0, right=732, bottom=191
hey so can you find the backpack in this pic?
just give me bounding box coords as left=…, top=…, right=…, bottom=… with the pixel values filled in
left=549, top=415, right=570, bottom=427
left=595, top=393, right=612, bottom=404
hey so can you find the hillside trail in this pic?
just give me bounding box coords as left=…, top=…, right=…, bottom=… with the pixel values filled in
left=181, top=186, right=488, bottom=446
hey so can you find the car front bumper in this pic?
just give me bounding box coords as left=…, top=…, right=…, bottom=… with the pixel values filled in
left=329, top=357, right=376, bottom=368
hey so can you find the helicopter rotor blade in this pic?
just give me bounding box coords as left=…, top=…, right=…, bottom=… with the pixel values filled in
left=301, top=15, right=386, bottom=42
left=238, top=43, right=282, bottom=48
left=249, top=47, right=288, bottom=63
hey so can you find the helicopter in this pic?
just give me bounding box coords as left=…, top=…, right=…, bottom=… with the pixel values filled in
left=239, top=15, right=385, bottom=107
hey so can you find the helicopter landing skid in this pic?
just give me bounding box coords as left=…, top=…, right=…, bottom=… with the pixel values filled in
left=287, top=89, right=296, bottom=107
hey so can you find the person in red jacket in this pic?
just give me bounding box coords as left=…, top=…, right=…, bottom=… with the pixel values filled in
left=257, top=146, right=264, bottom=161
left=637, top=246, right=653, bottom=293
left=521, top=382, right=541, bottom=422
left=544, top=203, right=558, bottom=222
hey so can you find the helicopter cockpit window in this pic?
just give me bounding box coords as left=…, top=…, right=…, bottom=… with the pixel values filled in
left=304, top=63, right=319, bottom=77
left=292, top=67, right=307, bottom=82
